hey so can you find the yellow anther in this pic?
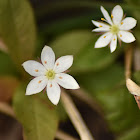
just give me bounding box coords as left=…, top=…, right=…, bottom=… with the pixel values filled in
left=120, top=34, right=122, bottom=37
left=50, top=84, right=52, bottom=87
left=35, top=69, right=38, bottom=72
left=114, top=38, right=116, bottom=41
left=99, top=25, right=102, bottom=27
left=104, top=36, right=106, bottom=38
left=101, top=18, right=105, bottom=21
left=111, top=15, right=113, bottom=18
left=38, top=80, right=42, bottom=83
left=59, top=76, right=63, bottom=79
left=121, top=22, right=123, bottom=25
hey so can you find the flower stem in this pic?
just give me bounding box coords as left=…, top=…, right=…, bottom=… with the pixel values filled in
left=125, top=46, right=140, bottom=109
left=56, top=129, right=79, bottom=140
left=125, top=46, right=133, bottom=80
left=61, top=91, right=94, bottom=140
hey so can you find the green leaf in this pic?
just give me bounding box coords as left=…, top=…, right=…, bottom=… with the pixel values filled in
left=50, top=30, right=121, bottom=74
left=13, top=84, right=59, bottom=140
left=0, top=0, right=36, bottom=70
left=77, top=64, right=140, bottom=139
left=50, top=30, right=94, bottom=57
left=0, top=51, right=17, bottom=76
left=73, top=43, right=121, bottom=73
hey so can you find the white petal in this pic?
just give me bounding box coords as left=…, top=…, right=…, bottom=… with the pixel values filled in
left=41, top=45, right=55, bottom=69
left=26, top=76, right=48, bottom=95
left=47, top=80, right=61, bottom=105
left=95, top=32, right=113, bottom=48
left=54, top=55, right=73, bottom=73
left=118, top=31, right=135, bottom=43
left=56, top=73, right=80, bottom=89
left=22, top=60, right=46, bottom=77
left=100, top=6, right=113, bottom=25
left=92, top=27, right=110, bottom=32
left=112, top=5, right=123, bottom=25
left=91, top=20, right=110, bottom=28
left=119, top=17, right=137, bottom=30
left=110, top=35, right=117, bottom=53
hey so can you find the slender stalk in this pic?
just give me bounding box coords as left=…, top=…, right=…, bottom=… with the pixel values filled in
left=125, top=46, right=140, bottom=109
left=125, top=46, right=133, bottom=80
left=56, top=129, right=79, bottom=140
left=61, top=91, right=94, bottom=140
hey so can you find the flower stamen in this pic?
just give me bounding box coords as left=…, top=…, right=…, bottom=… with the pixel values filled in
left=110, top=25, right=119, bottom=34
left=35, top=69, right=38, bottom=72
left=101, top=18, right=105, bottom=21
left=46, top=70, right=55, bottom=80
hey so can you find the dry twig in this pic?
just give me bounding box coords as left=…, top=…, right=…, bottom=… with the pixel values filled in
left=61, top=91, right=94, bottom=140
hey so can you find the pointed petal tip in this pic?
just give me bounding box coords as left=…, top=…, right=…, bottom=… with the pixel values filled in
left=22, top=61, right=26, bottom=66
left=110, top=49, right=115, bottom=53
left=100, top=6, right=104, bottom=10
left=71, top=84, right=80, bottom=90
left=52, top=100, right=59, bottom=105
left=76, top=85, right=80, bottom=89
left=113, top=5, right=122, bottom=10
left=66, top=55, right=74, bottom=62
left=49, top=95, right=60, bottom=105
left=43, top=45, right=52, bottom=50
left=25, top=92, right=35, bottom=96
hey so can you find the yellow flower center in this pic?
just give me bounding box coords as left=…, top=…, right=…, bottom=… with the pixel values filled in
left=110, top=25, right=119, bottom=34
left=46, top=70, right=55, bottom=80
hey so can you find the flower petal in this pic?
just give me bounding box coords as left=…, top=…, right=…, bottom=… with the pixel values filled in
left=110, top=35, right=117, bottom=53
left=22, top=60, right=46, bottom=77
left=112, top=5, right=123, bottom=25
left=56, top=73, right=80, bottom=89
left=95, top=32, right=113, bottom=48
left=26, top=76, right=48, bottom=95
left=100, top=6, right=113, bottom=25
left=47, top=80, right=61, bottom=105
left=41, top=45, right=55, bottom=69
left=92, top=27, right=110, bottom=32
left=91, top=20, right=110, bottom=28
left=118, top=31, right=135, bottom=43
left=119, top=17, right=137, bottom=30
left=54, top=55, right=73, bottom=73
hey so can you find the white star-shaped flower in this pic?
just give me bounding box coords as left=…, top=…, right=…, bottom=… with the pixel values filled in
left=22, top=46, right=80, bottom=105
left=92, top=5, right=137, bottom=52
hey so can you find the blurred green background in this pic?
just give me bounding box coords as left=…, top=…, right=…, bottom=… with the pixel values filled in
left=0, top=0, right=140, bottom=140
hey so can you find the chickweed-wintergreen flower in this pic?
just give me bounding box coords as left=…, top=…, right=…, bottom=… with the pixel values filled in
left=22, top=46, right=80, bottom=105
left=92, top=5, right=137, bottom=52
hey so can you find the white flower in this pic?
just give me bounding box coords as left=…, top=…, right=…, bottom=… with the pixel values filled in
left=22, top=46, right=80, bottom=105
left=92, top=5, right=137, bottom=53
